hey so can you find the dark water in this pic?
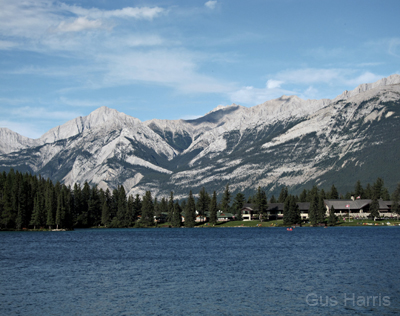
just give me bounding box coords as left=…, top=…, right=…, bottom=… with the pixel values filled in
left=1, top=227, right=399, bottom=315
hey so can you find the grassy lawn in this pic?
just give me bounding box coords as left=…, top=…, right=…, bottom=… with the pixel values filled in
left=155, top=218, right=400, bottom=228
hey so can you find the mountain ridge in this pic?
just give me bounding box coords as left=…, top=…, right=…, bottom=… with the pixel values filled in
left=1, top=74, right=400, bottom=198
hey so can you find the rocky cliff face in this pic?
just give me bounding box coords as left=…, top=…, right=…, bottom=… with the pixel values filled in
left=1, top=75, right=400, bottom=198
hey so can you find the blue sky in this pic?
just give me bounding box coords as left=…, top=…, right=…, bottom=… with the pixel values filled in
left=0, top=0, right=399, bottom=138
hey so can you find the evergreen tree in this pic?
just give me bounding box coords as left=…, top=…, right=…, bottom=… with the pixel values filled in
left=126, top=195, right=135, bottom=226
left=88, top=185, right=101, bottom=227
left=209, top=191, right=218, bottom=225
left=299, top=189, right=308, bottom=202
left=369, top=198, right=380, bottom=219
left=221, top=184, right=231, bottom=213
left=133, top=194, right=142, bottom=221
left=101, top=200, right=110, bottom=227
left=278, top=186, right=288, bottom=203
left=354, top=180, right=364, bottom=199
left=116, top=186, right=127, bottom=226
left=283, top=195, right=300, bottom=225
left=329, top=184, right=339, bottom=199
left=364, top=183, right=372, bottom=199
left=30, top=193, right=41, bottom=229
left=154, top=197, right=161, bottom=218
left=45, top=180, right=55, bottom=229
left=1, top=170, right=16, bottom=228
left=317, top=194, right=326, bottom=223
left=308, top=191, right=319, bottom=226
left=328, top=206, right=337, bottom=226
left=196, top=187, right=209, bottom=222
left=160, top=197, right=168, bottom=214
left=171, top=201, right=182, bottom=228
left=269, top=195, right=277, bottom=203
left=167, top=191, right=174, bottom=223
left=381, top=188, right=390, bottom=201
left=255, top=186, right=268, bottom=221
left=391, top=183, right=400, bottom=217
left=373, top=177, right=384, bottom=200
left=232, top=192, right=245, bottom=220
left=140, top=191, right=154, bottom=226
left=184, top=190, right=196, bottom=228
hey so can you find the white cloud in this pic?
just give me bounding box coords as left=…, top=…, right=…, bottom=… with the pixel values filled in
left=100, top=50, right=233, bottom=94
left=0, top=120, right=44, bottom=139
left=0, top=40, right=18, bottom=50
left=11, top=106, right=82, bottom=120
left=60, top=97, right=114, bottom=107
left=102, top=7, right=165, bottom=20
left=388, top=38, right=400, bottom=58
left=230, top=84, right=295, bottom=105
left=266, top=79, right=283, bottom=89
left=229, top=68, right=386, bottom=105
left=55, top=17, right=105, bottom=33
left=273, top=68, right=383, bottom=87
left=205, top=1, right=217, bottom=10
left=64, top=5, right=165, bottom=20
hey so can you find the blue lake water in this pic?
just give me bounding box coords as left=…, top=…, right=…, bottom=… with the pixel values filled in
left=1, top=226, right=400, bottom=315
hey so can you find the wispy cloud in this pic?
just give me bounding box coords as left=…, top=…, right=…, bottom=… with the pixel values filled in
left=63, top=5, right=165, bottom=20
left=205, top=1, right=218, bottom=10
left=11, top=106, right=82, bottom=120
left=59, top=97, right=113, bottom=107
left=54, top=17, right=105, bottom=33
left=100, top=50, right=233, bottom=94
left=229, top=68, right=386, bottom=105
left=0, top=120, right=44, bottom=139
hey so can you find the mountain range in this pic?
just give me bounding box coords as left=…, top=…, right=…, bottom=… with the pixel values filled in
left=1, top=74, right=400, bottom=199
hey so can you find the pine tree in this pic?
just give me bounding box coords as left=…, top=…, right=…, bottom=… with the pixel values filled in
left=328, top=206, right=337, bottom=226
left=30, top=193, right=41, bottom=229
left=255, top=186, right=268, bottom=221
left=184, top=191, right=196, bottom=228
left=278, top=186, right=288, bottom=203
left=116, top=186, right=127, bottom=226
left=196, top=187, right=209, bottom=222
left=308, top=192, right=318, bottom=226
left=232, top=192, right=245, bottom=220
left=1, top=170, right=16, bottom=228
left=391, top=183, right=400, bottom=217
left=373, top=177, right=384, bottom=200
left=317, top=195, right=326, bottom=223
left=167, top=191, right=174, bottom=223
left=221, top=184, right=231, bottom=213
left=299, top=189, right=308, bottom=202
left=171, top=201, right=182, bottom=228
left=45, top=180, right=55, bottom=230
left=283, top=195, right=300, bottom=225
left=154, top=197, right=161, bottom=217
left=369, top=199, right=380, bottom=219
left=140, top=191, right=154, bottom=226
left=126, top=195, right=135, bottom=226
left=209, top=191, right=218, bottom=225
left=364, top=183, right=372, bottom=199
left=101, top=200, right=110, bottom=227
left=269, top=195, right=277, bottom=203
left=329, top=184, right=339, bottom=199
left=133, top=194, right=142, bottom=222
left=354, top=180, right=364, bottom=199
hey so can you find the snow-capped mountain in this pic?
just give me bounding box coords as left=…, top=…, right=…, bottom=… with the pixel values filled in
left=1, top=74, right=400, bottom=198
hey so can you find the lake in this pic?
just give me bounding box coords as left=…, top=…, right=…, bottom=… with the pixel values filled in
left=1, top=226, right=399, bottom=315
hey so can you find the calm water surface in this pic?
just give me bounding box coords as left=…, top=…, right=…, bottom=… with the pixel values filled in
left=1, top=227, right=399, bottom=315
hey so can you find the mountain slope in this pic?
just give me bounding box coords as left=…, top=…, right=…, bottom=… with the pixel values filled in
left=1, top=75, right=400, bottom=198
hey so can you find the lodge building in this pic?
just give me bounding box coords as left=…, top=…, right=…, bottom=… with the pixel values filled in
left=240, top=199, right=395, bottom=221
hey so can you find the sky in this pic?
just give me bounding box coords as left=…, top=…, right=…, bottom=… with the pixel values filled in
left=0, top=0, right=399, bottom=138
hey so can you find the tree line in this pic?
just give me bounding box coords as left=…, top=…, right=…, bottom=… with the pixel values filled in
left=0, top=169, right=399, bottom=230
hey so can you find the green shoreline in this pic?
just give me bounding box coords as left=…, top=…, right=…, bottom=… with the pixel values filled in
left=2, top=219, right=400, bottom=231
